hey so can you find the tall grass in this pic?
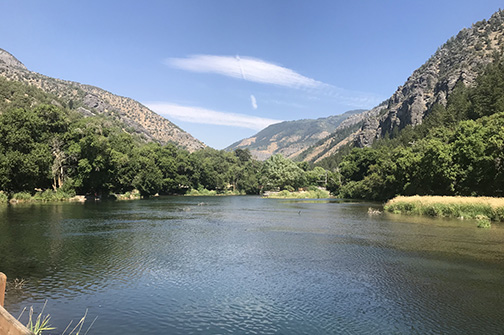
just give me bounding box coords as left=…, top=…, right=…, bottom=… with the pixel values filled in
left=384, top=195, right=504, bottom=222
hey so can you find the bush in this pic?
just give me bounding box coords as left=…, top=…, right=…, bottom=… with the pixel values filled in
left=32, top=189, right=73, bottom=202
left=12, top=192, right=32, bottom=201
left=476, top=215, right=491, bottom=228
left=0, top=192, right=7, bottom=203
left=284, top=185, right=295, bottom=192
left=186, top=188, right=217, bottom=196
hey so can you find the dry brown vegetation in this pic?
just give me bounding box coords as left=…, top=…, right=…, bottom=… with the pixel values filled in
left=384, top=195, right=504, bottom=223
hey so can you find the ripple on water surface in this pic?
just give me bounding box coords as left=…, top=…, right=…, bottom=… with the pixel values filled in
left=2, top=197, right=504, bottom=334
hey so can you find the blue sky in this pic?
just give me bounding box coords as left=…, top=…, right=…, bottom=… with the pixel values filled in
left=1, top=1, right=503, bottom=148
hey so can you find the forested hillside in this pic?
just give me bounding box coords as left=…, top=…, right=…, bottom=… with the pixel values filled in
left=0, top=48, right=205, bottom=152
left=355, top=10, right=504, bottom=147
left=328, top=57, right=504, bottom=200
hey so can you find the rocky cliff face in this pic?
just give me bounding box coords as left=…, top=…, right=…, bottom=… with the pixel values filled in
left=0, top=49, right=205, bottom=152
left=0, top=49, right=27, bottom=70
left=298, top=104, right=386, bottom=163
left=356, top=10, right=504, bottom=147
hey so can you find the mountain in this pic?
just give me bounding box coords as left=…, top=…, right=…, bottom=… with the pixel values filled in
left=0, top=49, right=205, bottom=152
left=355, top=10, right=504, bottom=147
left=226, top=109, right=366, bottom=160
left=295, top=104, right=387, bottom=163
left=297, top=9, right=504, bottom=164
left=228, top=11, right=504, bottom=163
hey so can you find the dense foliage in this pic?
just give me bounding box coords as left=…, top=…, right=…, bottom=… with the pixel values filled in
left=0, top=78, right=333, bottom=198
left=327, top=58, right=504, bottom=200
left=4, top=55, right=504, bottom=201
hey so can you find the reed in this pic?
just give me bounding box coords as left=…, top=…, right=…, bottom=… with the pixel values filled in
left=18, top=302, right=96, bottom=335
left=384, top=195, right=504, bottom=222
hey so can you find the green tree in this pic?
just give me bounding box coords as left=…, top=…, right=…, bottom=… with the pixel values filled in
left=261, top=154, right=306, bottom=190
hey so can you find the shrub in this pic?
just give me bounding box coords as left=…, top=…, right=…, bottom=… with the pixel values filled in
left=476, top=215, right=491, bottom=228
left=284, top=185, right=295, bottom=192
left=33, top=189, right=73, bottom=202
left=12, top=192, right=32, bottom=201
left=186, top=188, right=217, bottom=196
left=187, top=189, right=201, bottom=196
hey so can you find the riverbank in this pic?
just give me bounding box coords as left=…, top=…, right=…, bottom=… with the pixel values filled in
left=184, top=189, right=245, bottom=196
left=0, top=190, right=142, bottom=204
left=384, top=195, right=504, bottom=222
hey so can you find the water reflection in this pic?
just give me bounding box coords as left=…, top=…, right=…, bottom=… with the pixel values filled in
left=1, top=197, right=504, bottom=334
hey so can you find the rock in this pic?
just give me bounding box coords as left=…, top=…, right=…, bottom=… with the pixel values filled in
left=0, top=49, right=27, bottom=70
left=355, top=10, right=504, bottom=147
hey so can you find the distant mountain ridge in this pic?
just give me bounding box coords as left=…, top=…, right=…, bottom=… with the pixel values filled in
left=0, top=49, right=205, bottom=152
left=226, top=109, right=366, bottom=160
left=296, top=104, right=386, bottom=163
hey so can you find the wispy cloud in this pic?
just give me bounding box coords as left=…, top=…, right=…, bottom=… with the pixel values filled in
left=146, top=102, right=281, bottom=130
left=250, top=95, right=258, bottom=110
left=166, top=55, right=322, bottom=89
left=166, top=54, right=384, bottom=108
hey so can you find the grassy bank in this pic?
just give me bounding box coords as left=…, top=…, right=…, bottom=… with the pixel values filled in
left=0, top=189, right=144, bottom=204
left=185, top=188, right=246, bottom=196
left=5, top=190, right=76, bottom=203
left=115, top=190, right=141, bottom=200
left=263, top=189, right=331, bottom=199
left=384, top=195, right=504, bottom=222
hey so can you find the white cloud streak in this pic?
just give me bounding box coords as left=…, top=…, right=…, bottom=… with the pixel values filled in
left=146, top=102, right=281, bottom=130
left=166, top=54, right=384, bottom=108
left=250, top=95, right=258, bottom=110
left=166, top=55, right=322, bottom=89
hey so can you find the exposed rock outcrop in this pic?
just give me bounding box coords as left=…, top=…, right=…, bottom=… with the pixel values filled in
left=355, top=10, right=504, bottom=147
left=0, top=49, right=27, bottom=70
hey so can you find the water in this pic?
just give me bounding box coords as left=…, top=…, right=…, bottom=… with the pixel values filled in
left=1, top=196, right=504, bottom=334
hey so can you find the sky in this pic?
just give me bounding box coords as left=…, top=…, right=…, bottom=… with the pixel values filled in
left=1, top=1, right=503, bottom=149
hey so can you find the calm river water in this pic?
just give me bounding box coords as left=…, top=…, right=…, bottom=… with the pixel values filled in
left=1, top=196, right=504, bottom=334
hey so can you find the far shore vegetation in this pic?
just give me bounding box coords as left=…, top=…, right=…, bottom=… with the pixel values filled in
left=185, top=188, right=245, bottom=196
left=263, top=187, right=331, bottom=199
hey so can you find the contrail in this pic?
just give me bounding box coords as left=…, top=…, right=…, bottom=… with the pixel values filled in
left=235, top=55, right=246, bottom=80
